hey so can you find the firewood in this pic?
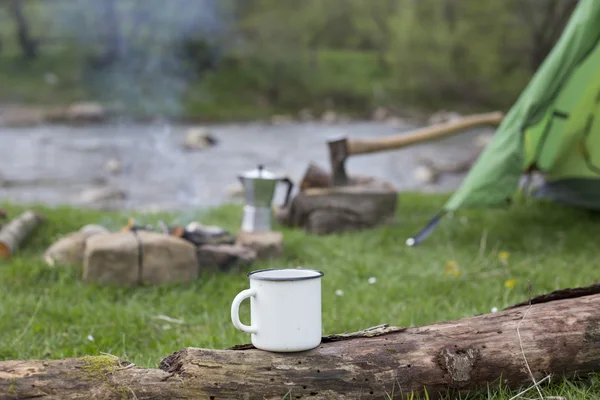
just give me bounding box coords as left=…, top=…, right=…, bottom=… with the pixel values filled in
left=3, top=284, right=599, bottom=399
left=0, top=210, right=44, bottom=259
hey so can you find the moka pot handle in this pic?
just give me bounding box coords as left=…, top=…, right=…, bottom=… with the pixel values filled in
left=280, top=177, right=294, bottom=207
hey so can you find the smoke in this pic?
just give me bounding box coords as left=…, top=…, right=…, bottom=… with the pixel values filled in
left=42, top=0, right=231, bottom=117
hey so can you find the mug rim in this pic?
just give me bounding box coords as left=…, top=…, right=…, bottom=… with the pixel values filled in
left=247, top=268, right=324, bottom=281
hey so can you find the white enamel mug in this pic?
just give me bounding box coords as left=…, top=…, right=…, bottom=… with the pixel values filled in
left=231, top=268, right=324, bottom=352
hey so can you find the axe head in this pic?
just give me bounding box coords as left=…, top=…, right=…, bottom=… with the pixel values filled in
left=327, top=136, right=350, bottom=186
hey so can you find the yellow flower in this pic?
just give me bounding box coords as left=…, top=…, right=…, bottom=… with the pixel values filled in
left=504, top=279, right=517, bottom=288
left=498, top=251, right=510, bottom=261
left=445, top=261, right=461, bottom=277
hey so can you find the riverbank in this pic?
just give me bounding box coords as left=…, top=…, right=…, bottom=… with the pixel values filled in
left=0, top=101, right=434, bottom=128
left=0, top=49, right=497, bottom=126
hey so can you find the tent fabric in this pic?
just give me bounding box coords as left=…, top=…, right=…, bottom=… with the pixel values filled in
left=444, top=0, right=600, bottom=212
left=408, top=0, right=600, bottom=245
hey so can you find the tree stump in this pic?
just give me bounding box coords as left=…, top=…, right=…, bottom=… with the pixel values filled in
left=3, top=284, right=600, bottom=399
left=280, top=165, right=398, bottom=235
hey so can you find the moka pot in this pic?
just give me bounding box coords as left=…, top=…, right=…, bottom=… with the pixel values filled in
left=238, top=165, right=294, bottom=232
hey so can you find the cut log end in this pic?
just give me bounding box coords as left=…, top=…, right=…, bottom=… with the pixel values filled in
left=0, top=210, right=44, bottom=259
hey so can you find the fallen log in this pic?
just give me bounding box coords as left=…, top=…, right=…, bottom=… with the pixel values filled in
left=0, top=210, right=44, bottom=259
left=3, top=284, right=600, bottom=399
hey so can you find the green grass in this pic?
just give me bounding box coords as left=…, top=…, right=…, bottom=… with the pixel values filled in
left=2, top=193, right=600, bottom=399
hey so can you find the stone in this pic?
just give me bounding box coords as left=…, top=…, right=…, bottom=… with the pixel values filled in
left=298, top=108, right=314, bottom=121
left=83, top=232, right=139, bottom=285
left=104, top=158, right=122, bottom=174
left=83, top=231, right=198, bottom=286
left=65, top=102, right=106, bottom=122
left=136, top=231, right=199, bottom=285
left=225, top=182, right=244, bottom=199
left=236, top=231, right=284, bottom=260
left=270, top=114, right=293, bottom=125
left=182, top=127, right=217, bottom=150
left=44, top=230, right=107, bottom=267
left=372, top=107, right=388, bottom=121
left=385, top=116, right=408, bottom=128
left=197, top=244, right=256, bottom=270
left=427, top=110, right=462, bottom=125
left=474, top=132, right=494, bottom=149
left=0, top=106, right=44, bottom=127
left=78, top=186, right=127, bottom=204
left=337, top=114, right=351, bottom=123
left=414, top=165, right=439, bottom=184
left=321, top=110, right=338, bottom=124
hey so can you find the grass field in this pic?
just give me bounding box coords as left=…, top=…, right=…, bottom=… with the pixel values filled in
left=2, top=193, right=600, bottom=399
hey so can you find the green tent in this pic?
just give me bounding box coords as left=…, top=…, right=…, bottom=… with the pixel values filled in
left=408, top=0, right=600, bottom=246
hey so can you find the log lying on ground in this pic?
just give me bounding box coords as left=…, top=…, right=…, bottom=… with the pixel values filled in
left=0, top=210, right=44, bottom=259
left=3, top=284, right=600, bottom=399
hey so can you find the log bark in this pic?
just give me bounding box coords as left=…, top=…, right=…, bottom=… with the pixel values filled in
left=2, top=284, right=600, bottom=399
left=0, top=210, right=44, bottom=259
left=280, top=175, right=398, bottom=234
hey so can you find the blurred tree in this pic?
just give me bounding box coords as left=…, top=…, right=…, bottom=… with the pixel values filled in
left=8, top=0, right=38, bottom=59
left=385, top=0, right=575, bottom=110
left=224, top=0, right=325, bottom=106
left=514, top=0, right=578, bottom=71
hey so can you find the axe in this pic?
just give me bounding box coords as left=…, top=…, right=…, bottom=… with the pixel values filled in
left=327, top=111, right=504, bottom=186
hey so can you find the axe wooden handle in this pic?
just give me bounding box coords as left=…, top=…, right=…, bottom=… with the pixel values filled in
left=347, top=111, right=504, bottom=155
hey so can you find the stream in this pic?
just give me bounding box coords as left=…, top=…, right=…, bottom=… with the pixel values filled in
left=0, top=120, right=492, bottom=212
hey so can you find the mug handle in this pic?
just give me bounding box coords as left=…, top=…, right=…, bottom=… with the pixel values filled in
left=231, top=288, right=258, bottom=334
